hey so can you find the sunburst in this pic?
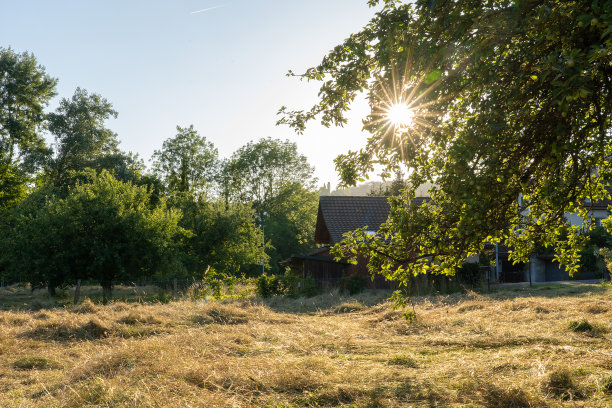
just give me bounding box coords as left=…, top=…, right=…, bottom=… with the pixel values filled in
left=386, top=103, right=415, bottom=128
left=366, top=59, right=450, bottom=164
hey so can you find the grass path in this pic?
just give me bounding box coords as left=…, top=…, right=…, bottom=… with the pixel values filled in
left=0, top=285, right=611, bottom=407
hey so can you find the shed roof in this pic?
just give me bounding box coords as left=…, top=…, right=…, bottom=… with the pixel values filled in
left=315, top=196, right=390, bottom=245
left=314, top=196, right=431, bottom=245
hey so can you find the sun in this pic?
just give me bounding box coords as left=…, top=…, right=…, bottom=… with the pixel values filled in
left=386, top=103, right=415, bottom=128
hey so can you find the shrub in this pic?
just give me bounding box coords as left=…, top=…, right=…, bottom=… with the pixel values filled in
left=154, top=291, right=173, bottom=304
left=456, top=262, right=483, bottom=286
left=256, top=274, right=318, bottom=298
left=341, top=274, right=368, bottom=295
left=256, top=275, right=282, bottom=298
left=301, top=276, right=318, bottom=297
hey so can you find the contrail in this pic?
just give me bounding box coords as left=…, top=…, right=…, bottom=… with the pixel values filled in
left=191, top=5, right=224, bottom=14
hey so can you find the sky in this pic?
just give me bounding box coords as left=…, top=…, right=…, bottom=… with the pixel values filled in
left=0, top=0, right=382, bottom=189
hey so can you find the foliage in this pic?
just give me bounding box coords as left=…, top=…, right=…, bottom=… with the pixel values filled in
left=256, top=274, right=282, bottom=298
left=0, top=161, right=27, bottom=211
left=280, top=0, right=612, bottom=289
left=456, top=262, right=483, bottom=286
left=173, top=194, right=265, bottom=276
left=262, top=183, right=319, bottom=273
left=47, top=88, right=120, bottom=183
left=222, top=138, right=318, bottom=273
left=576, top=227, right=612, bottom=278
left=0, top=48, right=56, bottom=209
left=256, top=274, right=318, bottom=298
left=222, top=138, right=316, bottom=205
left=341, top=274, right=368, bottom=295
left=1, top=171, right=187, bottom=297
left=367, top=170, right=407, bottom=196
left=152, top=125, right=218, bottom=194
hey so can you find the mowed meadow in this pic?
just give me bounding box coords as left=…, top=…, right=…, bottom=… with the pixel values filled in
left=0, top=284, right=611, bottom=407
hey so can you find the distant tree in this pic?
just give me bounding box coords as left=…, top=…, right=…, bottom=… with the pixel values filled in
left=222, top=138, right=318, bottom=272
left=223, top=138, right=316, bottom=207
left=0, top=48, right=57, bottom=209
left=1, top=171, right=186, bottom=299
left=152, top=125, right=218, bottom=194
left=47, top=88, right=136, bottom=184
left=368, top=171, right=407, bottom=197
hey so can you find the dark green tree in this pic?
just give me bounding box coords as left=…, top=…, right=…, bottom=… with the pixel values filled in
left=151, top=125, right=218, bottom=194
left=1, top=170, right=186, bottom=299
left=0, top=48, right=57, bottom=209
left=279, top=0, right=612, bottom=285
left=176, top=196, right=265, bottom=275
left=263, top=183, right=319, bottom=270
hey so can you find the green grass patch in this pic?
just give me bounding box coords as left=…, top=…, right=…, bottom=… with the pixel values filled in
left=13, top=356, right=61, bottom=370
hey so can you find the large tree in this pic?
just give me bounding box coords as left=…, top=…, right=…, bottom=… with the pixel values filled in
left=47, top=88, right=142, bottom=185
left=279, top=1, right=612, bottom=282
left=151, top=125, right=218, bottom=195
left=1, top=170, right=186, bottom=298
left=0, top=48, right=56, bottom=208
left=222, top=138, right=318, bottom=272
left=223, top=138, right=316, bottom=207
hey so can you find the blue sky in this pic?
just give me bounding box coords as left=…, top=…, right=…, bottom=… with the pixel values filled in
left=0, top=0, right=381, bottom=187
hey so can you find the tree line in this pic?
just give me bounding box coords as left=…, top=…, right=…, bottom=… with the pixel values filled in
left=0, top=47, right=319, bottom=296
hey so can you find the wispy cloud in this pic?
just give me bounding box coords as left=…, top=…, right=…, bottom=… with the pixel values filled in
left=191, top=5, right=225, bottom=14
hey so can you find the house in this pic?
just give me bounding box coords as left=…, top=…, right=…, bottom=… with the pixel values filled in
left=525, top=193, right=612, bottom=282
left=285, top=193, right=610, bottom=287
left=284, top=196, right=428, bottom=289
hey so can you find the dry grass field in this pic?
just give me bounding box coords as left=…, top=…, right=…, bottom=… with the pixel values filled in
left=0, top=284, right=611, bottom=407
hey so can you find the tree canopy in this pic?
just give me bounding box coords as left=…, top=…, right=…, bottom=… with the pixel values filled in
left=0, top=48, right=56, bottom=209
left=152, top=125, right=219, bottom=195
left=1, top=170, right=186, bottom=297
left=222, top=138, right=318, bottom=273
left=46, top=88, right=146, bottom=188
left=279, top=0, right=612, bottom=281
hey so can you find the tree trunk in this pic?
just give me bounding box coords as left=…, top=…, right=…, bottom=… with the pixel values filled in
left=101, top=280, right=112, bottom=304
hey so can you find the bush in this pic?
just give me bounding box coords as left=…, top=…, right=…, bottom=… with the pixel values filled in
left=256, top=274, right=318, bottom=298
left=301, top=276, right=318, bottom=297
left=456, top=262, right=483, bottom=286
left=341, top=274, right=368, bottom=295
left=256, top=275, right=282, bottom=298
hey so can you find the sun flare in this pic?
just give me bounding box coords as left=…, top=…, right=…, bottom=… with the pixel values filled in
left=386, top=103, right=415, bottom=128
